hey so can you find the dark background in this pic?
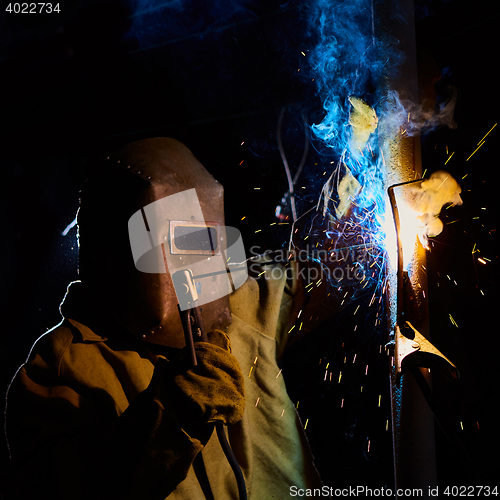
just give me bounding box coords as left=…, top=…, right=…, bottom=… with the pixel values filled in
left=1, top=0, right=499, bottom=491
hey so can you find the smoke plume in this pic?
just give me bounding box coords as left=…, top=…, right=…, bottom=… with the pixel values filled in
left=409, top=170, right=463, bottom=245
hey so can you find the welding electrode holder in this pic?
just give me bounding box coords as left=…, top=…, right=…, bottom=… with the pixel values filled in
left=173, top=270, right=248, bottom=500
left=387, top=181, right=459, bottom=383
left=387, top=180, right=424, bottom=325
left=387, top=183, right=481, bottom=483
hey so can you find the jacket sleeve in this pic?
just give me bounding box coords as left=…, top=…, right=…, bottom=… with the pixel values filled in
left=3, top=329, right=208, bottom=500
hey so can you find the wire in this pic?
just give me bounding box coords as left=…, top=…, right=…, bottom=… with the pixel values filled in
left=276, top=108, right=310, bottom=223
left=277, top=109, right=296, bottom=222
left=216, top=422, right=248, bottom=500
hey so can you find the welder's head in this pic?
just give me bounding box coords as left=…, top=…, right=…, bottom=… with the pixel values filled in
left=78, top=137, right=245, bottom=347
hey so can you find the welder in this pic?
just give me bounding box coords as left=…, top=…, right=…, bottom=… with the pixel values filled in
left=3, top=137, right=323, bottom=499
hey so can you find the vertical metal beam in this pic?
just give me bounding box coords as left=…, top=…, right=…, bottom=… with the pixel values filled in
left=374, top=0, right=438, bottom=495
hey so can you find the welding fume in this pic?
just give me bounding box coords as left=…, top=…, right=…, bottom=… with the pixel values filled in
left=3, top=137, right=327, bottom=500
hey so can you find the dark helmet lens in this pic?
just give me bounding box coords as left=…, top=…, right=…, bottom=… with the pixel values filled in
left=173, top=225, right=218, bottom=252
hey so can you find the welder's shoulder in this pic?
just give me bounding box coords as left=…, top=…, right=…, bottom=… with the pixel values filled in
left=24, top=319, right=90, bottom=373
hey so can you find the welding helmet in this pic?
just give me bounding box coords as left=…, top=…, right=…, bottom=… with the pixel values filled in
left=78, top=137, right=247, bottom=347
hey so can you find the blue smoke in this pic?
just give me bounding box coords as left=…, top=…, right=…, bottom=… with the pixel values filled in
left=274, top=0, right=414, bottom=302
left=305, top=0, right=404, bottom=214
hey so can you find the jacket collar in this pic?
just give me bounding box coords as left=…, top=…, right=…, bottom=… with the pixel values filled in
left=66, top=317, right=107, bottom=342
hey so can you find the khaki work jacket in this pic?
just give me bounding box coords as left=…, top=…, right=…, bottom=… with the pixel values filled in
left=4, top=261, right=322, bottom=499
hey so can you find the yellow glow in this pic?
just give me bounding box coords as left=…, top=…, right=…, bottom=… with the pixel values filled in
left=384, top=198, right=426, bottom=271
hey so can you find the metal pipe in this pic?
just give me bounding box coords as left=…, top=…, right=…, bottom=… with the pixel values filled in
left=375, top=0, right=437, bottom=495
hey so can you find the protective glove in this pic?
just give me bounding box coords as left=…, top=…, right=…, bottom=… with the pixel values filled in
left=162, top=329, right=245, bottom=435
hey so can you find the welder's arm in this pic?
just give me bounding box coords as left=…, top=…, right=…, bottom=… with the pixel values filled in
left=3, top=330, right=244, bottom=500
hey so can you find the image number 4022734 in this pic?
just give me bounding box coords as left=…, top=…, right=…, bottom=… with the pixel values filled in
left=6, top=3, right=61, bottom=14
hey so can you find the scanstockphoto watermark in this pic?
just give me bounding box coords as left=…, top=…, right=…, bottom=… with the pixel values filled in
left=289, top=485, right=429, bottom=497
left=248, top=245, right=371, bottom=284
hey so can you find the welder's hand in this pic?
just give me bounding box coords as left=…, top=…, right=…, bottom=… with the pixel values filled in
left=162, top=330, right=245, bottom=434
